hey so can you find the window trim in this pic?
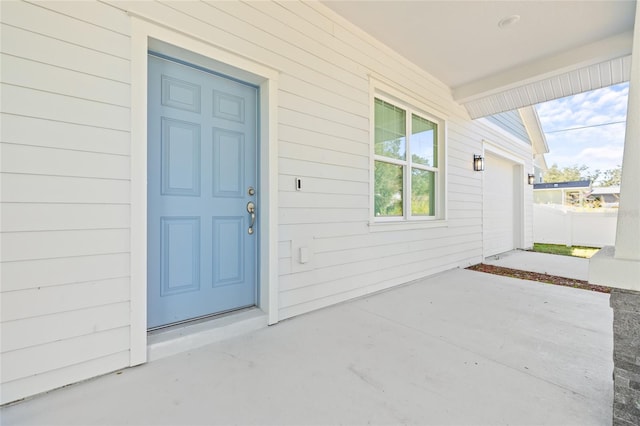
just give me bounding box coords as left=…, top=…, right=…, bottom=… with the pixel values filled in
left=370, top=85, right=447, bottom=226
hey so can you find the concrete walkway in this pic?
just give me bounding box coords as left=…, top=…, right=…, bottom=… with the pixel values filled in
left=1, top=268, right=612, bottom=425
left=484, top=250, right=590, bottom=281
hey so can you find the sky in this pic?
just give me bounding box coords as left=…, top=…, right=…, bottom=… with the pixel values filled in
left=535, top=82, right=629, bottom=174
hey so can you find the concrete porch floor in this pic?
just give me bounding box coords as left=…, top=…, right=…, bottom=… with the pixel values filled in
left=1, top=268, right=613, bottom=425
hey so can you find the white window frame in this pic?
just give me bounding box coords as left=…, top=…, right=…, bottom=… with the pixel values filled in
left=369, top=84, right=447, bottom=229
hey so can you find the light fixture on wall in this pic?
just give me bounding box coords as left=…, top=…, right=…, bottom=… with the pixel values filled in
left=528, top=174, right=535, bottom=185
left=473, top=154, right=484, bottom=171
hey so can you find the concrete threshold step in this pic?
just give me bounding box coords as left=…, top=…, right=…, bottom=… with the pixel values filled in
left=147, top=308, right=267, bottom=361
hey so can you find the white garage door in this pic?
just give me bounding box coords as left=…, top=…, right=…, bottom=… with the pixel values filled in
left=483, top=153, right=518, bottom=257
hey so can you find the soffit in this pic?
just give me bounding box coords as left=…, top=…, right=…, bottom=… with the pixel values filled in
left=323, top=1, right=636, bottom=117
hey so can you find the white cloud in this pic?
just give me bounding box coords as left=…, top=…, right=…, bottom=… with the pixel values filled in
left=575, top=146, right=624, bottom=171
left=535, top=82, right=628, bottom=173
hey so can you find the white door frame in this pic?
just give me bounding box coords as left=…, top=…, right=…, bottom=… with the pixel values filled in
left=482, top=140, right=526, bottom=259
left=130, top=17, right=279, bottom=366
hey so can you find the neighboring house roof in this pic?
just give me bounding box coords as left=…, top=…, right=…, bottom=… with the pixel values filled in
left=591, top=186, right=621, bottom=195
left=534, top=180, right=591, bottom=189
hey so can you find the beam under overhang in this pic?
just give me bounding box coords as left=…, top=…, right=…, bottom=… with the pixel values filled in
left=455, top=31, right=633, bottom=118
left=454, top=31, right=633, bottom=103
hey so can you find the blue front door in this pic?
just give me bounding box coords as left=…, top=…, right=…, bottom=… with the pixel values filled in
left=147, top=54, right=258, bottom=329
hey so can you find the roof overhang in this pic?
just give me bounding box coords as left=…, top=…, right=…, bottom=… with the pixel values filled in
left=323, top=1, right=637, bottom=118
left=458, top=42, right=632, bottom=118
left=519, top=106, right=548, bottom=156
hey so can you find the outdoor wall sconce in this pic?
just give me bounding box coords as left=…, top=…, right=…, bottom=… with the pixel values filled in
left=473, top=154, right=484, bottom=171
left=528, top=174, right=535, bottom=185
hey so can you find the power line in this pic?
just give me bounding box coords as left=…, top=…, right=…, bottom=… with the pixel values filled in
left=545, top=120, right=626, bottom=134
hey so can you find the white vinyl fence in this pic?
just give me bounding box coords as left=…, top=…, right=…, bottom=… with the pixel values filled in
left=533, top=204, right=618, bottom=248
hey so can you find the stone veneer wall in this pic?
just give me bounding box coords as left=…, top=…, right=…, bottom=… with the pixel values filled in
left=610, top=288, right=640, bottom=426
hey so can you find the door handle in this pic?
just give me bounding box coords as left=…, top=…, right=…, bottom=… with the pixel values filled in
left=247, top=201, right=255, bottom=235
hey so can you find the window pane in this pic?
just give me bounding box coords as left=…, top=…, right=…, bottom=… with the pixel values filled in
left=375, top=98, right=406, bottom=160
left=411, top=114, right=437, bottom=167
left=411, top=168, right=435, bottom=216
left=375, top=161, right=403, bottom=217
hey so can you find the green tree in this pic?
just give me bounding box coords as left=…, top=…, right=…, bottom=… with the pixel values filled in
left=374, top=161, right=403, bottom=216
left=410, top=168, right=434, bottom=216
left=543, top=164, right=600, bottom=183
left=374, top=137, right=404, bottom=216
left=600, top=165, right=621, bottom=187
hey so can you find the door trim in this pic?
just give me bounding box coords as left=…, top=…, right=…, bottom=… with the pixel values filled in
left=130, top=17, right=280, bottom=366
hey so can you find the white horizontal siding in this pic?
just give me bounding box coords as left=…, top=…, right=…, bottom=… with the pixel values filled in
left=1, top=174, right=130, bottom=204
left=1, top=327, right=130, bottom=383
left=1, top=203, right=130, bottom=233
left=279, top=192, right=368, bottom=210
left=1, top=84, right=130, bottom=131
left=280, top=77, right=369, bottom=119
left=0, top=24, right=130, bottom=82
left=279, top=207, right=368, bottom=225
left=0, top=0, right=132, bottom=405
left=26, top=0, right=131, bottom=36
left=1, top=143, right=129, bottom=180
left=188, top=1, right=368, bottom=90
left=0, top=351, right=130, bottom=406
left=2, top=253, right=130, bottom=292
left=0, top=0, right=533, bottom=405
left=2, top=229, right=129, bottom=262
left=2, top=278, right=130, bottom=322
left=2, top=302, right=131, bottom=353
left=278, top=176, right=368, bottom=196
left=278, top=255, right=473, bottom=321
left=279, top=124, right=369, bottom=157
left=309, top=233, right=482, bottom=274
left=213, top=1, right=369, bottom=87
left=279, top=90, right=369, bottom=125
left=1, top=0, right=129, bottom=58
left=279, top=158, right=369, bottom=183
left=279, top=141, right=368, bottom=171
left=1, top=113, right=129, bottom=155
left=279, top=222, right=370, bottom=242
left=1, top=54, right=130, bottom=107
left=312, top=225, right=475, bottom=254
left=122, top=0, right=370, bottom=103
left=279, top=242, right=482, bottom=302
left=278, top=107, right=368, bottom=143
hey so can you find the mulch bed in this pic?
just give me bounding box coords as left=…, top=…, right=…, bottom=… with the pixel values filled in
left=466, top=263, right=611, bottom=294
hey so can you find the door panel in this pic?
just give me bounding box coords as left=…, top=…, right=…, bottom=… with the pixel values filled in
left=483, top=153, right=516, bottom=257
left=160, top=217, right=200, bottom=296
left=212, top=129, right=244, bottom=197
left=161, top=118, right=201, bottom=196
left=212, top=217, right=244, bottom=286
left=161, top=75, right=201, bottom=113
left=147, top=54, right=258, bottom=329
